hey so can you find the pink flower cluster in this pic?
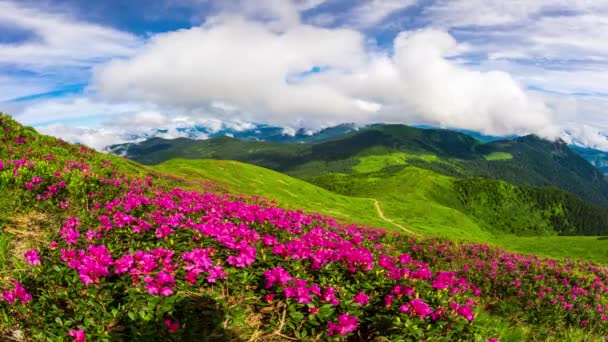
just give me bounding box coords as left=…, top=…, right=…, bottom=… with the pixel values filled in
left=67, top=329, right=85, bottom=342
left=263, top=267, right=293, bottom=288
left=60, top=217, right=81, bottom=245
left=165, top=320, right=179, bottom=333
left=24, top=249, right=41, bottom=266
left=114, top=248, right=177, bottom=296
left=328, top=313, right=359, bottom=336
left=2, top=279, right=32, bottom=304
left=182, top=248, right=227, bottom=284
left=60, top=245, right=113, bottom=285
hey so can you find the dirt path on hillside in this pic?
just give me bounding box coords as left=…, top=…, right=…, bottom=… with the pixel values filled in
left=373, top=199, right=419, bottom=236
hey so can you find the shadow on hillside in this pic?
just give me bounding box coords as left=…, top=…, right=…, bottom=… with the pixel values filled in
left=109, top=293, right=244, bottom=342
left=597, top=236, right=608, bottom=240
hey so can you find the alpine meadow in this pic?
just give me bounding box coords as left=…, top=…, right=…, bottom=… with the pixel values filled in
left=2, top=1, right=608, bottom=341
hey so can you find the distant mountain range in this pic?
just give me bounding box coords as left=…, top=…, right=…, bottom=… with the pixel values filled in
left=108, top=122, right=608, bottom=174
left=569, top=145, right=608, bottom=174
left=109, top=123, right=608, bottom=208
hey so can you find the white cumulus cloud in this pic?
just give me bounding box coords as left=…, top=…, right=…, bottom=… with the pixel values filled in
left=93, top=17, right=371, bottom=127
left=93, top=17, right=555, bottom=139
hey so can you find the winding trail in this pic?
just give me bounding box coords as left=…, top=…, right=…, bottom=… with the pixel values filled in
left=373, top=199, right=419, bottom=236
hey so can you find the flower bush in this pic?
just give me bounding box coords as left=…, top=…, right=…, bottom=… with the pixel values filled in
left=0, top=113, right=607, bottom=341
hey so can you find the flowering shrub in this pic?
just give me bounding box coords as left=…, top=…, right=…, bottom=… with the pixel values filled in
left=0, top=113, right=607, bottom=341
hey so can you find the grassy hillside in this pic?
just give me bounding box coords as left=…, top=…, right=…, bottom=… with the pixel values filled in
left=312, top=159, right=608, bottom=235
left=156, top=159, right=489, bottom=240
left=4, top=113, right=608, bottom=341
left=156, top=158, right=608, bottom=264
left=155, top=159, right=392, bottom=230
left=110, top=124, right=608, bottom=208
left=309, top=167, right=491, bottom=241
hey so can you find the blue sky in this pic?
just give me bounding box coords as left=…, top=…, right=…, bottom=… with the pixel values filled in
left=1, top=0, right=608, bottom=150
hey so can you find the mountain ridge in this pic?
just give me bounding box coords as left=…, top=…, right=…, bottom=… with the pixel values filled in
left=109, top=124, right=608, bottom=207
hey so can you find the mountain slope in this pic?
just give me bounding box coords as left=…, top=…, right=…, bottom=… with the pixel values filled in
left=156, top=159, right=493, bottom=241
left=155, top=158, right=393, bottom=230
left=312, top=164, right=608, bottom=237
left=571, top=145, right=608, bottom=174
left=111, top=124, right=608, bottom=207
left=154, top=158, right=608, bottom=264
left=463, top=135, right=608, bottom=206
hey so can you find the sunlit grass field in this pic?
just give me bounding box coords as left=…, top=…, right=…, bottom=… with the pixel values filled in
left=156, top=158, right=608, bottom=264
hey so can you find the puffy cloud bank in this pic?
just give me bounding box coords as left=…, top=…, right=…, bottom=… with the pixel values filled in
left=93, top=17, right=557, bottom=139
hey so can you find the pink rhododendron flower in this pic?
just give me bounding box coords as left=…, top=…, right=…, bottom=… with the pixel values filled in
left=261, top=235, right=277, bottom=246
left=353, top=292, right=369, bottom=306
left=320, top=286, right=340, bottom=306
left=60, top=227, right=80, bottom=245
left=182, top=248, right=226, bottom=284
left=263, top=267, right=293, bottom=288
left=68, top=329, right=86, bottom=342
left=457, top=305, right=475, bottom=321
left=265, top=294, right=275, bottom=303
left=144, top=271, right=175, bottom=296
left=398, top=253, right=412, bottom=264
left=328, top=313, right=359, bottom=336
left=431, top=307, right=445, bottom=321
left=60, top=245, right=114, bottom=285
left=23, top=249, right=40, bottom=266
left=409, top=298, right=432, bottom=318
left=385, top=295, right=394, bottom=307
left=226, top=245, right=256, bottom=268
left=392, top=285, right=415, bottom=297
left=24, top=182, right=34, bottom=191
left=1, top=279, right=32, bottom=304
left=165, top=320, right=179, bottom=333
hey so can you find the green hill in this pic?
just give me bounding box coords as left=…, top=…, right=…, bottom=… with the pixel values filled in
left=311, top=164, right=608, bottom=237
left=155, top=159, right=392, bottom=230
left=155, top=159, right=491, bottom=239
left=154, top=158, right=608, bottom=263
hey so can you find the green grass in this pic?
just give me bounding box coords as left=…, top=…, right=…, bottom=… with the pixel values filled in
left=318, top=167, right=496, bottom=241
left=496, top=235, right=608, bottom=264
left=0, top=233, right=11, bottom=272
left=353, top=152, right=440, bottom=173
left=155, top=159, right=393, bottom=230
left=0, top=188, right=14, bottom=272
left=473, top=311, right=607, bottom=342
left=484, top=152, right=513, bottom=161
